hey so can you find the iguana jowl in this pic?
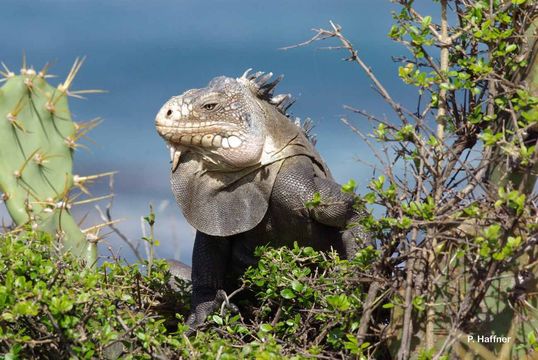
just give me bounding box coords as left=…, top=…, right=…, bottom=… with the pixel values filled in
left=155, top=70, right=369, bottom=329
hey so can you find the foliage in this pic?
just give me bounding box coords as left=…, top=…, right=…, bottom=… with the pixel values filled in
left=242, top=243, right=378, bottom=358
left=0, top=229, right=185, bottom=359
left=0, top=230, right=320, bottom=359
left=289, top=0, right=538, bottom=358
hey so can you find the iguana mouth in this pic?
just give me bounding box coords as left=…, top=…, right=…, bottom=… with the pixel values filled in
left=156, top=114, right=244, bottom=147
left=156, top=124, right=243, bottom=149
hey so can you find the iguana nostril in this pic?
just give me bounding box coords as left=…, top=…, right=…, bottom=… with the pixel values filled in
left=166, top=109, right=173, bottom=118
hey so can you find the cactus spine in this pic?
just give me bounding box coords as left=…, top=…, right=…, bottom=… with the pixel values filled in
left=0, top=60, right=97, bottom=264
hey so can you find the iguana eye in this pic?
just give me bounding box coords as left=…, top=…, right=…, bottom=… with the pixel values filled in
left=202, top=103, right=218, bottom=111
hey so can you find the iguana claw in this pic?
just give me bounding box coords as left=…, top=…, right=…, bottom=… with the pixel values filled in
left=185, top=290, right=238, bottom=336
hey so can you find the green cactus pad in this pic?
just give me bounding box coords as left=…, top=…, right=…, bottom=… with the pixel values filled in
left=0, top=63, right=96, bottom=264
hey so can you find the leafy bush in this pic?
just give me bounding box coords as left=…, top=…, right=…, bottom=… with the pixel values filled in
left=290, top=0, right=538, bottom=357
left=0, top=230, right=321, bottom=359
left=0, top=229, right=187, bottom=359
left=0, top=230, right=382, bottom=359
left=243, top=243, right=377, bottom=357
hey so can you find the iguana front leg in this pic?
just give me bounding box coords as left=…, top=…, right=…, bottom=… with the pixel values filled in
left=273, top=156, right=370, bottom=259
left=311, top=176, right=371, bottom=258
left=187, top=231, right=235, bottom=331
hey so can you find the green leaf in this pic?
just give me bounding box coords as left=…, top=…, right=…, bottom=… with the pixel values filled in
left=326, top=294, right=351, bottom=311
left=505, top=44, right=517, bottom=53
left=363, top=192, right=376, bottom=204
left=412, top=295, right=425, bottom=311
left=12, top=301, right=38, bottom=317
left=388, top=25, right=399, bottom=39
left=212, top=315, right=223, bottom=325
left=342, top=179, right=357, bottom=193
left=398, top=216, right=412, bottom=229
left=374, top=123, right=388, bottom=140
left=305, top=192, right=322, bottom=209
left=291, top=280, right=304, bottom=293
left=280, top=288, right=296, bottom=299
left=479, top=129, right=503, bottom=146
left=144, top=205, right=156, bottom=226
left=421, top=16, right=432, bottom=27
left=528, top=331, right=538, bottom=349
left=484, top=224, right=501, bottom=241
left=259, top=323, right=273, bottom=332
left=50, top=295, right=74, bottom=315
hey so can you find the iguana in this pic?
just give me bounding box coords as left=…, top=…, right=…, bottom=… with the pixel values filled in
left=155, top=70, right=370, bottom=331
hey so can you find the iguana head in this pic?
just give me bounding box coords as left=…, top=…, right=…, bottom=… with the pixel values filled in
left=155, top=69, right=295, bottom=170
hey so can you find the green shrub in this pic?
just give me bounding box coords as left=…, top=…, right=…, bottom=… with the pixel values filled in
left=241, top=243, right=375, bottom=358
left=0, top=229, right=376, bottom=359
left=0, top=229, right=189, bottom=359
left=0, top=230, right=324, bottom=359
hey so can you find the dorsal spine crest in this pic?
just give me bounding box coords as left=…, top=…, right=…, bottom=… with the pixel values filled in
left=239, top=69, right=295, bottom=114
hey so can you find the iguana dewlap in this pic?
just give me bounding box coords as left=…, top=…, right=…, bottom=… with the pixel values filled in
left=155, top=70, right=369, bottom=331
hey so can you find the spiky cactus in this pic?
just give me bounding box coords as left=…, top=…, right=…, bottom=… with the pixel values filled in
left=0, top=60, right=97, bottom=265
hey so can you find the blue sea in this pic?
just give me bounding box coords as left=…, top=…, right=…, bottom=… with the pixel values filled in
left=0, top=0, right=435, bottom=264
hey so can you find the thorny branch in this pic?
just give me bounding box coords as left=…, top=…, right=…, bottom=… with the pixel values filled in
left=283, top=0, right=538, bottom=357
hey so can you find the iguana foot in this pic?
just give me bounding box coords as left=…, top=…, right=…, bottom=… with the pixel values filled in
left=185, top=290, right=239, bottom=335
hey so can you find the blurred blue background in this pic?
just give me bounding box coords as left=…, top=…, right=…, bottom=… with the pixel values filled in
left=0, top=0, right=433, bottom=264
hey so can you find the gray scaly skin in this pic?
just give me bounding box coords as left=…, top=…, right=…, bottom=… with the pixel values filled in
left=155, top=70, right=370, bottom=332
